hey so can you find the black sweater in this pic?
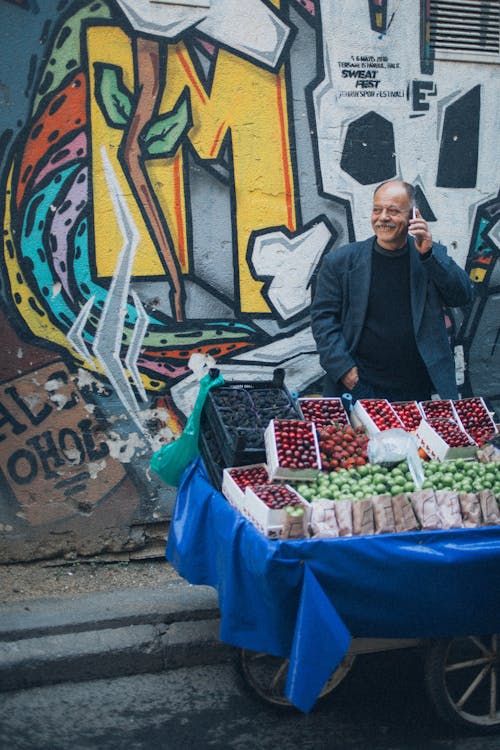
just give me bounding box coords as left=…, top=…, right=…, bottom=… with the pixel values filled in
left=354, top=241, right=432, bottom=401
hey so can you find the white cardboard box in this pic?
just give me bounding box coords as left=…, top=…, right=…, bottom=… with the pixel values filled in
left=416, top=417, right=477, bottom=462
left=264, top=419, right=322, bottom=481
left=350, top=399, right=404, bottom=436
left=241, top=484, right=311, bottom=537
left=221, top=464, right=269, bottom=511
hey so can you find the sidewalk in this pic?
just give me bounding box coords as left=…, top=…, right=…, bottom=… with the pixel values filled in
left=0, top=561, right=235, bottom=692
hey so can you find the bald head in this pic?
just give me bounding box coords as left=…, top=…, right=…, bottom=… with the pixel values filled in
left=374, top=180, right=416, bottom=211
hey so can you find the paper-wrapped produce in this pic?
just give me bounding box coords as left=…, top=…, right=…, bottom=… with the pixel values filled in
left=477, top=442, right=500, bottom=464
left=335, top=498, right=353, bottom=537
left=392, top=493, right=420, bottom=533
left=435, top=489, right=464, bottom=529
left=411, top=489, right=443, bottom=530
left=281, top=505, right=308, bottom=539
left=479, top=489, right=500, bottom=526
left=310, top=498, right=339, bottom=538
left=372, top=494, right=396, bottom=534
left=352, top=498, right=374, bottom=536
left=458, top=492, right=482, bottom=528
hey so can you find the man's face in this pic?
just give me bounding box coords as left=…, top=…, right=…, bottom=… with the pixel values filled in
left=371, top=182, right=411, bottom=250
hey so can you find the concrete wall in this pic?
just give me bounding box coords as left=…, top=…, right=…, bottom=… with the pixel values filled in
left=1, top=0, right=498, bottom=561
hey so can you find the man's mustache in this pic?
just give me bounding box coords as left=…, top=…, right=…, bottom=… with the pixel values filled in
left=374, top=222, right=397, bottom=229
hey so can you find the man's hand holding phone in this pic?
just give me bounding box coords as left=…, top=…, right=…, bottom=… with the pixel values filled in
left=408, top=207, right=433, bottom=254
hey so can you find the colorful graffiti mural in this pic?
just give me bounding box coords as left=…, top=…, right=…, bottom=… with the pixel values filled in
left=0, top=0, right=498, bottom=559
left=463, top=190, right=500, bottom=406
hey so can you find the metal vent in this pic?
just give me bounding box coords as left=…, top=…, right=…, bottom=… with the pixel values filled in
left=429, top=0, right=500, bottom=63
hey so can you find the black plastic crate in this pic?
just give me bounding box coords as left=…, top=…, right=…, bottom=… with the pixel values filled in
left=198, top=415, right=224, bottom=490
left=200, top=369, right=301, bottom=468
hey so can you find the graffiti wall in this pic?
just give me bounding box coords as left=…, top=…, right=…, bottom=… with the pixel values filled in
left=0, top=0, right=498, bottom=561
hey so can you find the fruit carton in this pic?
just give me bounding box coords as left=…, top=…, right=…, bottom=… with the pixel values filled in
left=221, top=464, right=270, bottom=511
left=298, top=397, right=349, bottom=428
left=416, top=417, right=477, bottom=462
left=452, top=397, right=498, bottom=446
left=391, top=401, right=423, bottom=432
left=264, top=419, right=322, bottom=481
left=350, top=399, right=404, bottom=436
left=241, top=484, right=311, bottom=537
left=419, top=399, right=458, bottom=423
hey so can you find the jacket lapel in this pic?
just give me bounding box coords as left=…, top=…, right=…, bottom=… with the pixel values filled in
left=349, top=237, right=373, bottom=349
left=409, top=237, right=427, bottom=334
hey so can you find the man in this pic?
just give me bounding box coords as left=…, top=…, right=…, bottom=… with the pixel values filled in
left=310, top=180, right=474, bottom=402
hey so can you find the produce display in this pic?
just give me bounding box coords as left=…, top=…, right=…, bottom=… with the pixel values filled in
left=294, top=462, right=416, bottom=502
left=298, top=398, right=349, bottom=428
left=453, top=397, right=497, bottom=446
left=290, top=459, right=500, bottom=536
left=422, top=458, right=500, bottom=493
left=391, top=401, right=423, bottom=431
left=317, top=423, right=369, bottom=471
left=209, top=377, right=499, bottom=538
left=294, top=459, right=500, bottom=502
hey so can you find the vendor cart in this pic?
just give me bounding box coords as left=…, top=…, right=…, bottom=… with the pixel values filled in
left=166, top=457, right=500, bottom=732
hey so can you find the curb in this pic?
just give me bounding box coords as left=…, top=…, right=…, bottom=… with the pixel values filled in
left=0, top=581, right=236, bottom=692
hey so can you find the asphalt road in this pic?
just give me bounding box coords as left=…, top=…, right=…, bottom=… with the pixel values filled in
left=0, top=650, right=497, bottom=750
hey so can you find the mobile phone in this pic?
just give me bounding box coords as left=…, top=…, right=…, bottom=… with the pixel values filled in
left=408, top=206, right=416, bottom=234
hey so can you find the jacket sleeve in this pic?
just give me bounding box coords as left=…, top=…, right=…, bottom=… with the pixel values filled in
left=310, top=252, right=355, bottom=384
left=421, top=244, right=475, bottom=307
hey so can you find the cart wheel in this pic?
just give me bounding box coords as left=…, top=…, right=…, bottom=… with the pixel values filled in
left=239, top=648, right=355, bottom=709
left=425, top=634, right=500, bottom=732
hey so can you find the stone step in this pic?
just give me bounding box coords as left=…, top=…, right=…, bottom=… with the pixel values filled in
left=0, top=581, right=219, bottom=641
left=0, top=618, right=235, bottom=692
left=0, top=580, right=235, bottom=692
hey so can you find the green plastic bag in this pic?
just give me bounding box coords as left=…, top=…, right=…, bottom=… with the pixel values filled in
left=150, top=371, right=224, bottom=487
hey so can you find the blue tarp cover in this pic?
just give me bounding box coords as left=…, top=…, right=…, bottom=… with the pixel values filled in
left=166, top=457, right=500, bottom=712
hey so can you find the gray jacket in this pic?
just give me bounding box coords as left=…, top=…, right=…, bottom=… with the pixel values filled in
left=310, top=235, right=474, bottom=399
